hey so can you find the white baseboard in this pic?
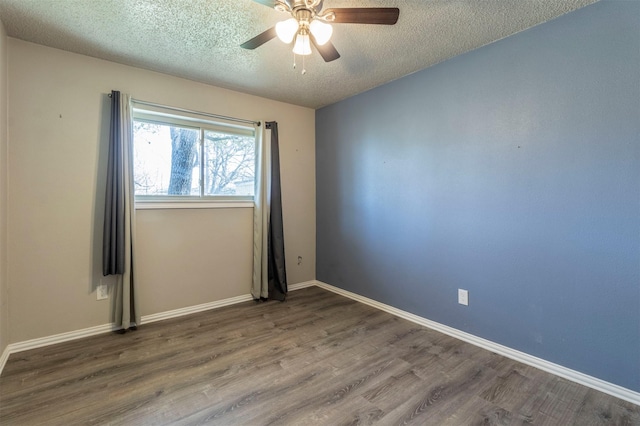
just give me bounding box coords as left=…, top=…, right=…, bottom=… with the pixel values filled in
left=288, top=280, right=316, bottom=291
left=2, top=280, right=635, bottom=406
left=0, top=345, right=10, bottom=375
left=0, top=281, right=315, bottom=377
left=0, top=322, right=118, bottom=376
left=312, top=280, right=640, bottom=406
left=141, top=281, right=316, bottom=324
left=140, top=294, right=254, bottom=324
left=7, top=323, right=119, bottom=353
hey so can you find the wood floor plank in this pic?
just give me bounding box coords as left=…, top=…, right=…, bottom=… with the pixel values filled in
left=1, top=286, right=637, bottom=425
left=382, top=358, right=498, bottom=425
left=571, top=388, right=640, bottom=426
left=442, top=395, right=514, bottom=426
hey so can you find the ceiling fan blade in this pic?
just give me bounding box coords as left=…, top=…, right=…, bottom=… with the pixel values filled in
left=240, top=27, right=277, bottom=49
left=251, top=0, right=277, bottom=7
left=324, top=8, right=400, bottom=25
left=311, top=37, right=340, bottom=62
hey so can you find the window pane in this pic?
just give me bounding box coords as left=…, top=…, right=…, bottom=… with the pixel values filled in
left=133, top=121, right=200, bottom=196
left=203, top=130, right=255, bottom=196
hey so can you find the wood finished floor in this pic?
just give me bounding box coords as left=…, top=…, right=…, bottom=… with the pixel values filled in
left=0, top=286, right=638, bottom=425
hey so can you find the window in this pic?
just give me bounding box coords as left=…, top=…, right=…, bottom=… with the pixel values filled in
left=132, top=109, right=256, bottom=203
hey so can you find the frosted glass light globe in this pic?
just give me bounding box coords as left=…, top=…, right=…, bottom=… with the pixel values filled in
left=276, top=18, right=299, bottom=44
left=309, top=20, right=333, bottom=46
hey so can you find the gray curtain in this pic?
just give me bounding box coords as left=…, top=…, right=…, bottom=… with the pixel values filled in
left=103, top=90, right=139, bottom=331
left=266, top=122, right=287, bottom=301
left=103, top=91, right=124, bottom=275
left=252, top=121, right=287, bottom=301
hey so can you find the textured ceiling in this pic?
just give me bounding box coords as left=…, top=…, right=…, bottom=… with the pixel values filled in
left=0, top=0, right=598, bottom=109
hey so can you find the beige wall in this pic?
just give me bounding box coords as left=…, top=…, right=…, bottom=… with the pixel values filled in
left=7, top=39, right=316, bottom=343
left=0, top=21, right=8, bottom=354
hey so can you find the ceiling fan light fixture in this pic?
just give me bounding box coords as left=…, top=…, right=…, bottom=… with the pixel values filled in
left=241, top=0, right=400, bottom=67
left=292, top=31, right=312, bottom=56
left=309, top=19, right=332, bottom=46
left=275, top=18, right=299, bottom=43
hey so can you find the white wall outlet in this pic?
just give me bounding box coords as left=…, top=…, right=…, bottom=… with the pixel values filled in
left=458, top=289, right=469, bottom=306
left=97, top=283, right=108, bottom=300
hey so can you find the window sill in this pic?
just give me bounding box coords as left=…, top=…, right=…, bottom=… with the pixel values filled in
left=135, top=201, right=254, bottom=210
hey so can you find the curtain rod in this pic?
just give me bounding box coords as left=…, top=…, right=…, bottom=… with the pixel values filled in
left=108, top=93, right=260, bottom=127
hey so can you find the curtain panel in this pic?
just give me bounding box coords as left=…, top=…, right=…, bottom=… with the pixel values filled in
left=102, top=90, right=139, bottom=330
left=252, top=121, right=288, bottom=301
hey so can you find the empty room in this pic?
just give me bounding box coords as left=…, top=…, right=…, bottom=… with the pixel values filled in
left=0, top=0, right=638, bottom=424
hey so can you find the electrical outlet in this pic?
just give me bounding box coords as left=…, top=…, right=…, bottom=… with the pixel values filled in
left=458, top=289, right=469, bottom=306
left=97, top=284, right=108, bottom=300
left=297, top=256, right=302, bottom=265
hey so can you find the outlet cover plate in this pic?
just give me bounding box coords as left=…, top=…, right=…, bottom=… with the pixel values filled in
left=97, top=284, right=108, bottom=300
left=458, top=289, right=469, bottom=306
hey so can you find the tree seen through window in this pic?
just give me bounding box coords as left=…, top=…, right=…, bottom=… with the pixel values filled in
left=133, top=118, right=255, bottom=198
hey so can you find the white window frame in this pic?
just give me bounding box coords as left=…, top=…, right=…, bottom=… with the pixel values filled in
left=132, top=108, right=257, bottom=210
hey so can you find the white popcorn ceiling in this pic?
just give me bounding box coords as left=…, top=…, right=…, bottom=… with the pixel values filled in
left=0, top=0, right=598, bottom=109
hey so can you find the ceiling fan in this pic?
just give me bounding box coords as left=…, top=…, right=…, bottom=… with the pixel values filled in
left=241, top=0, right=400, bottom=64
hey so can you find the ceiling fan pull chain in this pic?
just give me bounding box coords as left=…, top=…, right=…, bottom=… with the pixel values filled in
left=293, top=52, right=297, bottom=69
left=302, top=54, right=307, bottom=75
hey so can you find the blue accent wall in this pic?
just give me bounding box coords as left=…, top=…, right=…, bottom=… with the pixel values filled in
left=316, top=1, right=640, bottom=392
